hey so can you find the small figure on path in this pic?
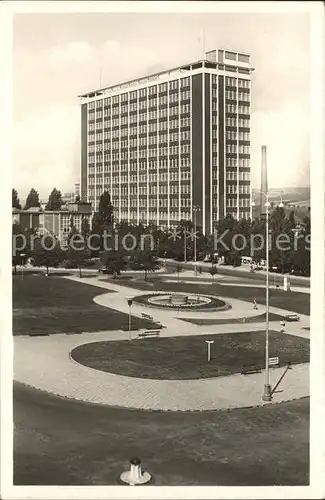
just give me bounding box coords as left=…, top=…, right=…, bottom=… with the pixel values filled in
left=280, top=320, right=285, bottom=333
left=253, top=299, right=258, bottom=310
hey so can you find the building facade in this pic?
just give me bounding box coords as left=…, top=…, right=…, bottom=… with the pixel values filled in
left=80, top=47, right=253, bottom=234
left=12, top=202, right=93, bottom=240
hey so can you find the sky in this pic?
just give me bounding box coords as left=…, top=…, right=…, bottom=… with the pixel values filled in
left=13, top=10, right=310, bottom=202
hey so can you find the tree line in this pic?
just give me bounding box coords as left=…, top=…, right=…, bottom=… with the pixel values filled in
left=12, top=190, right=311, bottom=277
left=12, top=187, right=80, bottom=211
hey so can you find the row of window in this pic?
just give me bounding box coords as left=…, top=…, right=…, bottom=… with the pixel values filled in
left=88, top=78, right=192, bottom=111
left=226, top=198, right=251, bottom=207
left=89, top=144, right=191, bottom=159
left=223, top=184, right=250, bottom=194
left=88, top=156, right=191, bottom=172
left=226, top=144, right=250, bottom=154
left=89, top=108, right=191, bottom=128
left=212, top=168, right=250, bottom=180
left=88, top=126, right=250, bottom=144
left=106, top=212, right=193, bottom=222
left=229, top=117, right=250, bottom=127
left=211, top=157, right=250, bottom=168
left=226, top=104, right=249, bottom=114
left=226, top=131, right=250, bottom=141
left=89, top=119, right=190, bottom=137
left=89, top=112, right=250, bottom=133
left=88, top=141, right=192, bottom=155
left=225, top=170, right=250, bottom=181
left=225, top=77, right=250, bottom=88
left=88, top=195, right=192, bottom=210
left=225, top=90, right=250, bottom=101
left=89, top=158, right=250, bottom=171
left=87, top=77, right=251, bottom=113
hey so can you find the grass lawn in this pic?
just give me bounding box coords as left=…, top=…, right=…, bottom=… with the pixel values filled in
left=114, top=276, right=310, bottom=315
left=180, top=311, right=285, bottom=326
left=71, top=331, right=309, bottom=380
left=12, top=275, right=157, bottom=335
left=14, top=383, right=309, bottom=486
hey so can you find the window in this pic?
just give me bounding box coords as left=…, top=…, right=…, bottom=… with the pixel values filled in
left=225, top=51, right=237, bottom=61
left=180, top=77, right=190, bottom=87
left=226, top=77, right=237, bottom=87
left=159, top=82, right=168, bottom=93
left=238, top=54, right=250, bottom=63
left=148, top=85, right=157, bottom=95
left=169, top=80, right=179, bottom=90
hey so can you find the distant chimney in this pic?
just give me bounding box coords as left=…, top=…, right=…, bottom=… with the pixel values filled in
left=260, top=145, right=268, bottom=212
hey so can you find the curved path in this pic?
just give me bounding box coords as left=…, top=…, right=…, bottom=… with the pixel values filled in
left=74, top=276, right=310, bottom=337
left=14, top=331, right=309, bottom=411
left=14, top=275, right=310, bottom=411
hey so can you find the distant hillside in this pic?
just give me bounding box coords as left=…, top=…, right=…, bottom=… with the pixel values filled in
left=252, top=186, right=310, bottom=206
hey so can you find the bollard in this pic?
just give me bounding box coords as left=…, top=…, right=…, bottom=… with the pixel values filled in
left=120, top=457, right=151, bottom=485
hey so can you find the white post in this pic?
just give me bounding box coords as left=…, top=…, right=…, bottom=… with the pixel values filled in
left=127, top=297, right=133, bottom=342
left=128, top=305, right=131, bottom=341
left=205, top=340, right=214, bottom=362
left=21, top=253, right=26, bottom=280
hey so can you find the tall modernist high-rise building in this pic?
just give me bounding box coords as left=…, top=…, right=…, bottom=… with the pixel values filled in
left=79, top=47, right=253, bottom=234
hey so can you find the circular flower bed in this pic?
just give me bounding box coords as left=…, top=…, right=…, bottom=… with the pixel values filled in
left=133, top=292, right=230, bottom=311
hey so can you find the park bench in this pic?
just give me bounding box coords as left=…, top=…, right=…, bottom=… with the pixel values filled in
left=28, top=332, right=49, bottom=337
left=121, top=325, right=139, bottom=331
left=141, top=312, right=164, bottom=328
left=241, top=364, right=262, bottom=375
left=138, top=329, right=161, bottom=339
left=141, top=312, right=154, bottom=322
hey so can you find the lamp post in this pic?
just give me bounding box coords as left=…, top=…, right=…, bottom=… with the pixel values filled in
left=263, top=192, right=272, bottom=401
left=252, top=192, right=284, bottom=402
left=193, top=205, right=200, bottom=273
left=251, top=193, right=272, bottom=401
left=126, top=296, right=133, bottom=341
left=184, top=228, right=187, bottom=263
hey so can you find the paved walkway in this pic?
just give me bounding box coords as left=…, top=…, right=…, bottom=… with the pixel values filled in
left=162, top=258, right=311, bottom=284
left=14, top=331, right=309, bottom=411
left=69, top=276, right=310, bottom=336
left=14, top=274, right=310, bottom=410
left=161, top=270, right=310, bottom=294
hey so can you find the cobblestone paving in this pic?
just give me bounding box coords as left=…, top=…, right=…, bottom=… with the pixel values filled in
left=14, top=332, right=309, bottom=411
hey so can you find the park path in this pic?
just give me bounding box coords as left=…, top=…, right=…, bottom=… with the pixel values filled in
left=14, top=331, right=309, bottom=411
left=161, top=270, right=310, bottom=294
left=14, top=274, right=310, bottom=410
left=66, top=275, right=310, bottom=338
